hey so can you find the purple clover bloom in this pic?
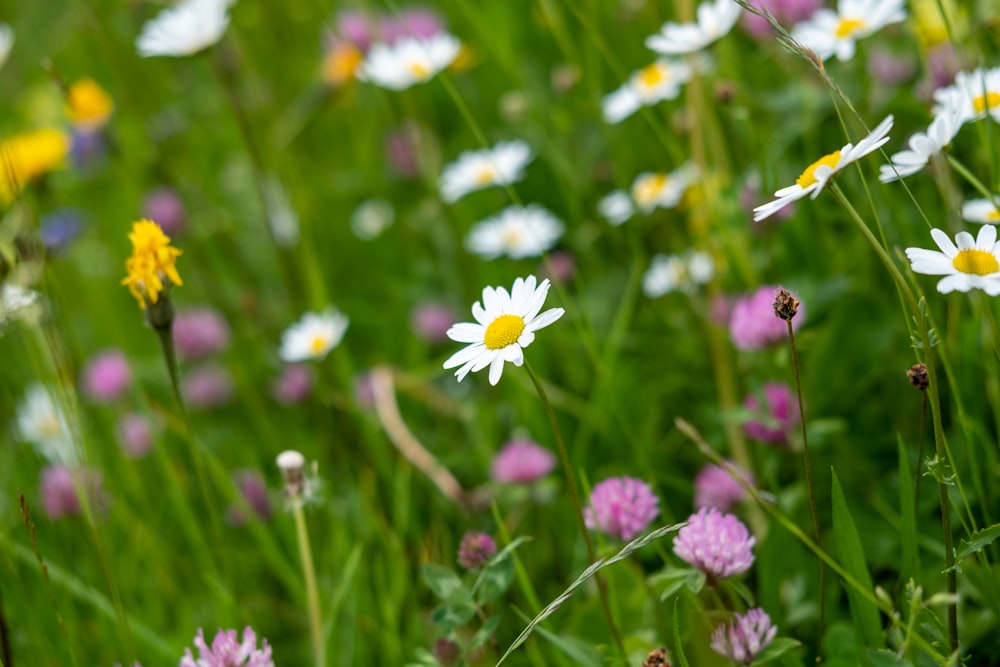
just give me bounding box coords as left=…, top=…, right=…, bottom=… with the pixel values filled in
left=272, top=364, right=313, bottom=405
left=741, top=0, right=820, bottom=39
left=81, top=349, right=132, bottom=403
left=744, top=382, right=798, bottom=444
left=180, top=627, right=274, bottom=667
left=173, top=308, right=231, bottom=361
left=693, top=462, right=753, bottom=511
left=457, top=531, right=496, bottom=570
left=41, top=465, right=106, bottom=519
left=411, top=302, right=456, bottom=343
left=729, top=285, right=804, bottom=351
left=116, top=412, right=156, bottom=458
left=673, top=507, right=755, bottom=582
left=490, top=439, right=556, bottom=484
left=142, top=187, right=187, bottom=236
left=711, top=608, right=777, bottom=665
left=584, top=476, right=660, bottom=541
left=182, top=364, right=234, bottom=409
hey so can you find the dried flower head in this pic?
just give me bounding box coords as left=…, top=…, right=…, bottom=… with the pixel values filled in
left=772, top=287, right=799, bottom=321
left=642, top=647, right=672, bottom=667
left=276, top=449, right=308, bottom=500
left=673, top=507, right=755, bottom=583
left=121, top=219, right=183, bottom=310
left=907, top=363, right=929, bottom=390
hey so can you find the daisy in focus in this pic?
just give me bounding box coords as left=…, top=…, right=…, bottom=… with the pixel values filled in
left=642, top=250, right=714, bottom=298
left=602, top=59, right=692, bottom=124
left=465, top=205, right=564, bottom=260
left=753, top=115, right=893, bottom=222
left=646, top=0, right=742, bottom=55
left=136, top=0, right=233, bottom=58
left=443, top=275, right=564, bottom=385
left=279, top=308, right=350, bottom=362
left=439, top=140, right=533, bottom=203
left=356, top=34, right=460, bottom=90
left=121, top=219, right=183, bottom=309
left=962, top=198, right=1000, bottom=224
left=791, top=0, right=906, bottom=62
left=905, top=226, right=1000, bottom=295
left=879, top=92, right=962, bottom=182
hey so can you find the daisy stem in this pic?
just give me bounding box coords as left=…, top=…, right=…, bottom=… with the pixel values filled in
left=974, top=291, right=1000, bottom=362
left=783, top=318, right=826, bottom=657
left=523, top=362, right=626, bottom=662
left=830, top=184, right=959, bottom=652
left=946, top=154, right=1000, bottom=209
left=292, top=500, right=324, bottom=667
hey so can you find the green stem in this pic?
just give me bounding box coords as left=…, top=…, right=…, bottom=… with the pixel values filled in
left=785, top=319, right=826, bottom=657
left=293, top=502, right=324, bottom=667
left=975, top=292, right=1000, bottom=361
left=946, top=154, right=1000, bottom=209
left=523, top=362, right=626, bottom=662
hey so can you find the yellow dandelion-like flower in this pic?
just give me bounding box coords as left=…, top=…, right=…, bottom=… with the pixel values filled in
left=0, top=128, right=69, bottom=203
left=121, top=219, right=183, bottom=309
left=322, top=43, right=363, bottom=86
left=66, top=78, right=114, bottom=130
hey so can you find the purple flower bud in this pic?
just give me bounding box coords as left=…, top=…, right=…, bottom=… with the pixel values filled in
left=179, top=627, right=274, bottom=667
left=272, top=364, right=313, bottom=405
left=744, top=382, right=799, bottom=444
left=711, top=608, right=777, bottom=665
left=182, top=364, right=234, bottom=409
left=227, top=469, right=272, bottom=526
left=541, top=250, right=576, bottom=285
left=116, top=412, right=156, bottom=458
left=584, top=476, right=660, bottom=541
left=741, top=0, right=820, bottom=39
left=490, top=439, right=556, bottom=484
left=673, top=507, right=755, bottom=582
left=411, top=302, right=456, bottom=344
left=457, top=531, right=496, bottom=570
left=173, top=308, right=231, bottom=361
left=694, top=462, right=753, bottom=511
left=40, top=464, right=106, bottom=519
left=142, top=187, right=187, bottom=236
left=81, top=349, right=132, bottom=403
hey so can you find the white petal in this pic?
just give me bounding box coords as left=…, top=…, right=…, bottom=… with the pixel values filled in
left=443, top=343, right=486, bottom=370
left=525, top=307, right=564, bottom=333
left=488, top=354, right=506, bottom=385
left=930, top=228, right=958, bottom=257
left=446, top=322, right=484, bottom=343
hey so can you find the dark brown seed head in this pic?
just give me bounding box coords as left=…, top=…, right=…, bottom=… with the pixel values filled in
left=907, top=363, right=929, bottom=391
left=643, top=647, right=671, bottom=667
left=772, top=288, right=800, bottom=321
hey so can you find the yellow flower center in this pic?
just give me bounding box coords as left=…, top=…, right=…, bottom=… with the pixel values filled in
left=502, top=228, right=521, bottom=248
left=637, top=63, right=665, bottom=89
left=835, top=18, right=866, bottom=38
left=408, top=61, right=431, bottom=80
left=483, top=314, right=525, bottom=350
left=988, top=209, right=1000, bottom=221
left=973, top=92, right=1000, bottom=114
left=796, top=150, right=841, bottom=188
left=66, top=78, right=114, bottom=128
left=309, top=335, right=330, bottom=355
left=475, top=164, right=497, bottom=185
left=952, top=249, right=999, bottom=275
left=39, top=415, right=63, bottom=438
left=632, top=174, right=668, bottom=208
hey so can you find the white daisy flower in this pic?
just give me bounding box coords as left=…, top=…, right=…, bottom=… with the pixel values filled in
left=934, top=67, right=1000, bottom=126
left=879, top=94, right=962, bottom=183
left=602, top=59, right=692, bottom=124
left=753, top=115, right=893, bottom=222
left=791, top=0, right=906, bottom=62
left=631, top=163, right=697, bottom=214
left=646, top=0, right=741, bottom=55
left=466, top=205, right=564, bottom=260
left=643, top=250, right=714, bottom=298
left=17, top=383, right=75, bottom=463
left=598, top=190, right=635, bottom=226
left=136, top=0, right=233, bottom=58
left=962, top=198, right=1000, bottom=225
left=440, top=140, right=533, bottom=203
left=0, top=23, right=14, bottom=70
left=443, top=275, right=564, bottom=385
left=357, top=34, right=460, bottom=91
left=279, top=308, right=349, bottom=362
left=906, top=226, right=1000, bottom=295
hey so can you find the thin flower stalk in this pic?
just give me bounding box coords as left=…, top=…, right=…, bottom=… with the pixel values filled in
left=294, top=503, right=323, bottom=667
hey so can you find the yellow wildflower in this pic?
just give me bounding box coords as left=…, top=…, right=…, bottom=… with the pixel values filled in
left=121, top=219, right=183, bottom=309
left=66, top=78, right=114, bottom=130
left=0, top=128, right=69, bottom=203
left=322, top=43, right=363, bottom=86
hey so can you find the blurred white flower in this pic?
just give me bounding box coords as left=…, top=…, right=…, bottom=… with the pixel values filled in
left=0, top=23, right=14, bottom=70
left=962, top=198, right=1000, bottom=225
left=263, top=177, right=299, bottom=247
left=791, top=0, right=906, bottom=62
left=466, top=205, right=564, bottom=260
left=754, top=116, right=893, bottom=221
left=643, top=250, right=714, bottom=298
left=350, top=199, right=395, bottom=240
left=1, top=283, right=40, bottom=329
left=279, top=308, right=349, bottom=362
left=646, top=0, right=741, bottom=55
left=602, top=59, right=692, bottom=124
left=598, top=190, right=635, bottom=226
left=880, top=93, right=962, bottom=183
left=934, top=67, right=1000, bottom=126
left=357, top=34, right=460, bottom=90
left=440, top=140, right=533, bottom=203
left=630, top=163, right=697, bottom=214
left=17, top=384, right=75, bottom=463
left=136, top=0, right=234, bottom=58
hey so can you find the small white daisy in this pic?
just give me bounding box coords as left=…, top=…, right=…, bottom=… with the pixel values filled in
left=602, top=59, right=692, bottom=124
left=962, top=198, right=1000, bottom=225
left=598, top=190, right=635, bottom=226
left=136, top=0, right=233, bottom=58
left=791, top=0, right=905, bottom=62
left=631, top=163, right=697, bottom=214
left=439, top=140, right=533, bottom=203
left=357, top=34, right=460, bottom=91
left=643, top=250, right=714, bottom=298
left=279, top=308, right=349, bottom=362
left=934, top=67, right=1000, bottom=126
left=0, top=23, right=14, bottom=70
left=906, top=226, right=1000, bottom=295
left=466, top=205, right=564, bottom=260
left=646, top=0, right=741, bottom=55
left=443, top=275, right=564, bottom=385
left=17, top=383, right=75, bottom=463
left=879, top=94, right=962, bottom=183
left=753, top=115, right=893, bottom=222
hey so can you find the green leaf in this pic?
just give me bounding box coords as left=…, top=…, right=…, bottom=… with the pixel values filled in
left=469, top=616, right=500, bottom=651
left=897, top=437, right=917, bottom=582
left=422, top=563, right=466, bottom=602
left=477, top=554, right=515, bottom=603
left=672, top=598, right=691, bottom=667
left=752, top=637, right=802, bottom=665
left=831, top=469, right=885, bottom=649
left=864, top=648, right=913, bottom=666
left=649, top=567, right=704, bottom=601
left=944, top=523, right=1000, bottom=574
left=431, top=602, right=476, bottom=631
